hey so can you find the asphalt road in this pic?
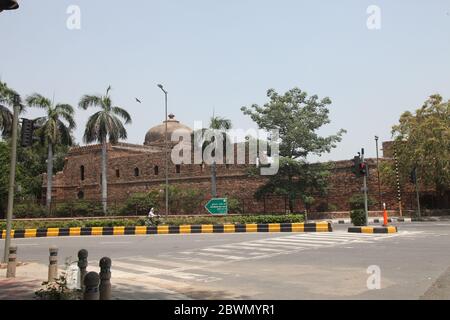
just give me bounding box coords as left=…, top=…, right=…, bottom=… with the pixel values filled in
left=2, top=222, right=450, bottom=300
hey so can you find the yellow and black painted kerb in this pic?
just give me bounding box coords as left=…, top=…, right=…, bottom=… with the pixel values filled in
left=0, top=222, right=332, bottom=239
left=348, top=226, right=398, bottom=234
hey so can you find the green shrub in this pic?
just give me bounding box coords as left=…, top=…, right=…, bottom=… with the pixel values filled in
left=315, top=202, right=338, bottom=213
left=53, top=201, right=103, bottom=217
left=350, top=209, right=367, bottom=226
left=13, top=203, right=47, bottom=219
left=227, top=198, right=242, bottom=214
left=349, top=194, right=374, bottom=210
left=120, top=191, right=159, bottom=215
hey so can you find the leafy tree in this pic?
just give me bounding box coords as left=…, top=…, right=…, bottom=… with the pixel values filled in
left=26, top=94, right=76, bottom=211
left=241, top=88, right=345, bottom=212
left=391, top=94, right=450, bottom=205
left=79, top=86, right=131, bottom=214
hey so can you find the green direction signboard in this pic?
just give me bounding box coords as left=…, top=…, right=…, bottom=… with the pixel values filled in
left=205, top=198, right=228, bottom=215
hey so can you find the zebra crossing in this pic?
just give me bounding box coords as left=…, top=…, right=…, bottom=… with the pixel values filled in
left=109, top=230, right=422, bottom=285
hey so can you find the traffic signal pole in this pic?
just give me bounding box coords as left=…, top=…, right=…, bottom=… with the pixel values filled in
left=2, top=96, right=19, bottom=263
left=414, top=167, right=421, bottom=218
left=361, top=148, right=369, bottom=226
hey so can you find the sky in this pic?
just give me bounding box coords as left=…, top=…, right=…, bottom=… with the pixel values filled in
left=1, top=0, right=449, bottom=161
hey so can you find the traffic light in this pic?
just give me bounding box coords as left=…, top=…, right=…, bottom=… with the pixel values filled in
left=359, top=162, right=368, bottom=176
left=352, top=155, right=368, bottom=177
left=352, top=156, right=362, bottom=177
left=20, top=118, right=34, bottom=148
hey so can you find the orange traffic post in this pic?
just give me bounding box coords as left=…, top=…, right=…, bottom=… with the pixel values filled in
left=383, top=203, right=388, bottom=226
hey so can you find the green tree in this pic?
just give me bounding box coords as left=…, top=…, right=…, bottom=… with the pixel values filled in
left=26, top=94, right=76, bottom=211
left=391, top=94, right=450, bottom=206
left=241, top=87, right=345, bottom=212
left=79, top=86, right=132, bottom=214
left=209, top=116, right=232, bottom=197
left=0, top=81, right=23, bottom=138
left=192, top=116, right=232, bottom=197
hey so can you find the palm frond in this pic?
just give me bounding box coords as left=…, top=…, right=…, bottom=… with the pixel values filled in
left=78, top=95, right=103, bottom=110
left=112, top=106, right=132, bottom=124
left=26, top=93, right=51, bottom=109
left=55, top=104, right=76, bottom=130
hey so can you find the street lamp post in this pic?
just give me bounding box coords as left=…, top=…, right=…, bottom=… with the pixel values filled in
left=375, top=136, right=383, bottom=212
left=157, top=84, right=169, bottom=217
left=3, top=95, right=19, bottom=263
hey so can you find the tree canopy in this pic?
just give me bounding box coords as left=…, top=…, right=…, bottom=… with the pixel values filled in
left=391, top=94, right=450, bottom=195
left=242, top=88, right=345, bottom=212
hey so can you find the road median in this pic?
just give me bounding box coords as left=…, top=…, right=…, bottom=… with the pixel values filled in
left=1, top=222, right=332, bottom=239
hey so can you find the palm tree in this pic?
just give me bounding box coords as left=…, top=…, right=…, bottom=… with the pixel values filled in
left=26, top=94, right=76, bottom=211
left=79, top=86, right=131, bottom=214
left=0, top=81, right=23, bottom=138
left=206, top=116, right=232, bottom=197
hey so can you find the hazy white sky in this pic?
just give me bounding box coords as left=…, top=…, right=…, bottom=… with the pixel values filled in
left=1, top=0, right=449, bottom=161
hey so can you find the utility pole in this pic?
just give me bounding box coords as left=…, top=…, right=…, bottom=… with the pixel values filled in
left=3, top=94, right=19, bottom=263
left=361, top=148, right=369, bottom=226
left=375, top=136, right=383, bottom=211
left=157, top=84, right=169, bottom=217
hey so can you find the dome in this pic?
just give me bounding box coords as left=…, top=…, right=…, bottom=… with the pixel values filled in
left=144, top=114, right=193, bottom=146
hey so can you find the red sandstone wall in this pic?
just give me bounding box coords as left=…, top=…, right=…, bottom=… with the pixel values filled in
left=44, top=143, right=419, bottom=214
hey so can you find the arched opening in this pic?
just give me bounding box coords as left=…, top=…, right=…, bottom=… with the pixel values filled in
left=77, top=190, right=84, bottom=199
left=80, top=165, right=85, bottom=181
left=176, top=165, right=181, bottom=174
left=154, top=166, right=159, bottom=175
left=116, top=169, right=120, bottom=178
left=134, top=167, right=140, bottom=177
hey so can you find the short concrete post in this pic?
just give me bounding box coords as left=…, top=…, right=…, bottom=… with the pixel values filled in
left=6, top=245, right=17, bottom=278
left=77, top=249, right=88, bottom=289
left=83, top=271, right=100, bottom=300
left=48, top=246, right=58, bottom=282
left=99, top=257, right=112, bottom=300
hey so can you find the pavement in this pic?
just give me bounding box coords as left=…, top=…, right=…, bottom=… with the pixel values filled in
left=1, top=221, right=450, bottom=300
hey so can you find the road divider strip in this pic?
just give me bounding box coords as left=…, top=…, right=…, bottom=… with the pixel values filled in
left=348, top=226, right=398, bottom=234
left=0, top=222, right=332, bottom=239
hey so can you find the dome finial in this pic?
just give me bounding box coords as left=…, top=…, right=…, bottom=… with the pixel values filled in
left=168, top=113, right=175, bottom=120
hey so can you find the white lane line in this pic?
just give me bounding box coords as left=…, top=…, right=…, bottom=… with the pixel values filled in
left=16, top=243, right=39, bottom=246
left=201, top=248, right=233, bottom=253
left=265, top=238, right=337, bottom=245
left=124, top=257, right=191, bottom=269
left=219, top=244, right=283, bottom=252
left=257, top=239, right=325, bottom=247
left=112, top=261, right=205, bottom=280
left=196, top=252, right=246, bottom=260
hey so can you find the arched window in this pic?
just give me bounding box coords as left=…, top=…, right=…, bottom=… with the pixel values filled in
left=154, top=166, right=159, bottom=176
left=77, top=190, right=84, bottom=199
left=176, top=165, right=181, bottom=174
left=80, top=166, right=85, bottom=181
left=116, top=169, right=120, bottom=178
left=134, top=168, right=140, bottom=177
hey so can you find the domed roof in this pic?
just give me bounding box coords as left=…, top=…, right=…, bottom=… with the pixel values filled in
left=144, top=114, right=193, bottom=146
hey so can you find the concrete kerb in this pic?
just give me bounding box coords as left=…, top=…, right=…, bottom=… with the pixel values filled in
left=348, top=226, right=398, bottom=234
left=1, top=222, right=333, bottom=239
